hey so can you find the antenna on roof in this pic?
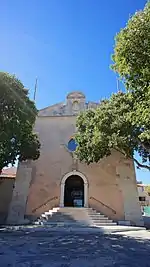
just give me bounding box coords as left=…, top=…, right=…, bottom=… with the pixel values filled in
left=116, top=76, right=119, bottom=92
left=33, top=78, right=38, bottom=102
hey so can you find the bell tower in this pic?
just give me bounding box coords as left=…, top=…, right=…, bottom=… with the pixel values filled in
left=66, top=91, right=86, bottom=115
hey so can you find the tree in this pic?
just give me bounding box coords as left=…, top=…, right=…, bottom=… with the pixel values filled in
left=112, top=1, right=150, bottom=155
left=112, top=2, right=150, bottom=92
left=75, top=2, right=150, bottom=170
left=0, top=72, right=40, bottom=170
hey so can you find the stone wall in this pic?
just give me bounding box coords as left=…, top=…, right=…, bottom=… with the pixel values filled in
left=25, top=116, right=76, bottom=218
left=0, top=178, right=15, bottom=224
left=23, top=115, right=143, bottom=225
left=6, top=161, right=32, bottom=225
left=116, top=161, right=144, bottom=226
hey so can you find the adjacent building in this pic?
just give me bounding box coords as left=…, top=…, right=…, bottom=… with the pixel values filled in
left=137, top=182, right=150, bottom=209
left=0, top=167, right=16, bottom=224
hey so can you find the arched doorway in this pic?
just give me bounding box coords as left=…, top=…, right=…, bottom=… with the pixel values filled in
left=60, top=171, right=88, bottom=207
left=64, top=175, right=84, bottom=207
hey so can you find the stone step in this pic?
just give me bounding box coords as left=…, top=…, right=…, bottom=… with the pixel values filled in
left=93, top=222, right=117, bottom=226
left=43, top=217, right=76, bottom=222
left=41, top=220, right=90, bottom=224
left=88, top=214, right=107, bottom=218
left=41, top=222, right=90, bottom=227
left=41, top=218, right=113, bottom=224
left=45, top=212, right=57, bottom=216
left=44, top=212, right=88, bottom=216
left=51, top=212, right=104, bottom=216
left=59, top=212, right=92, bottom=216
left=87, top=212, right=104, bottom=216
left=41, top=214, right=90, bottom=220
left=92, top=219, right=113, bottom=223
left=51, top=214, right=108, bottom=220
left=44, top=215, right=90, bottom=220
left=36, top=207, right=117, bottom=227
left=40, top=221, right=117, bottom=227
left=57, top=209, right=91, bottom=213
left=88, top=215, right=106, bottom=218
left=42, top=220, right=87, bottom=224
left=41, top=217, right=86, bottom=221
left=42, top=217, right=88, bottom=221
left=90, top=218, right=109, bottom=221
left=41, top=217, right=113, bottom=223
left=41, top=213, right=77, bottom=218
left=58, top=207, right=93, bottom=210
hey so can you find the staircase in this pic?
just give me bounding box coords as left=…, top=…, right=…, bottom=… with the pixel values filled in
left=35, top=207, right=117, bottom=228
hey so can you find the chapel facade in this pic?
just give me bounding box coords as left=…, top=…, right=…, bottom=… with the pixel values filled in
left=7, top=91, right=143, bottom=226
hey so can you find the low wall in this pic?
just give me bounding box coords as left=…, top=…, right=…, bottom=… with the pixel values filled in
left=0, top=178, right=15, bottom=224
left=143, top=216, right=150, bottom=229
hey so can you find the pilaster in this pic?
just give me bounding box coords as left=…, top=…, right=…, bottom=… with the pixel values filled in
left=7, top=161, right=32, bottom=225
left=116, top=161, right=144, bottom=226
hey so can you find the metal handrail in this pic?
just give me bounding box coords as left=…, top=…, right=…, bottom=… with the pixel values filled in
left=32, top=196, right=58, bottom=213
left=90, top=196, right=116, bottom=214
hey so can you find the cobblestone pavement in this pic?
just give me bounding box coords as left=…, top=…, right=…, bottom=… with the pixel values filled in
left=0, top=229, right=150, bottom=267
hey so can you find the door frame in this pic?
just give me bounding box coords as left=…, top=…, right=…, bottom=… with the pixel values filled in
left=60, top=170, right=89, bottom=207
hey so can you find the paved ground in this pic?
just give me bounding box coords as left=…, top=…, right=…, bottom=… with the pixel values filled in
left=0, top=228, right=150, bottom=267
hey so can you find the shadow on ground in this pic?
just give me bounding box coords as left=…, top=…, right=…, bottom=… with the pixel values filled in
left=0, top=228, right=150, bottom=266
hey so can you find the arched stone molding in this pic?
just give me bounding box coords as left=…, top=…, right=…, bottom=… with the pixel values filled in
left=60, top=170, right=89, bottom=208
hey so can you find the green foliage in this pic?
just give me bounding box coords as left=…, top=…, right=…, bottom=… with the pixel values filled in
left=75, top=2, right=150, bottom=170
left=76, top=92, right=150, bottom=169
left=145, top=185, right=150, bottom=195
left=0, top=72, right=40, bottom=170
left=112, top=2, right=150, bottom=149
left=112, top=2, right=150, bottom=91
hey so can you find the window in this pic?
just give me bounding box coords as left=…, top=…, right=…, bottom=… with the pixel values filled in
left=67, top=138, right=77, bottom=152
left=72, top=101, right=79, bottom=113
left=139, top=197, right=146, bottom=202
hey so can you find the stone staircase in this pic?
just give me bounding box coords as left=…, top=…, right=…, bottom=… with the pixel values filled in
left=35, top=207, right=117, bottom=228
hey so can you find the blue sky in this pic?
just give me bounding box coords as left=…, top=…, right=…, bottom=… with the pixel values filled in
left=0, top=0, right=149, bottom=183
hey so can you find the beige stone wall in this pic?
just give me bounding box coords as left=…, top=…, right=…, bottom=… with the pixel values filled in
left=24, top=115, right=143, bottom=225
left=26, top=116, right=76, bottom=217
left=0, top=178, right=15, bottom=224
left=78, top=156, right=125, bottom=221
left=7, top=161, right=32, bottom=225
left=116, top=160, right=143, bottom=226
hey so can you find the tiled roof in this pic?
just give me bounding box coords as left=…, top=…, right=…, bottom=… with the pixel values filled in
left=0, top=167, right=17, bottom=178
left=137, top=183, right=149, bottom=187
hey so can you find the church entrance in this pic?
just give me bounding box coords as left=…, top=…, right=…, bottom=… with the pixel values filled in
left=64, top=175, right=84, bottom=207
